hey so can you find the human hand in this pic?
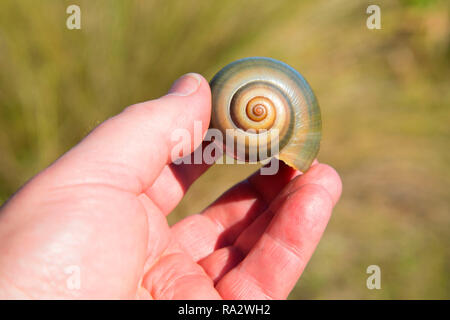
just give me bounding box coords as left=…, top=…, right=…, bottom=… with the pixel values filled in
left=0, top=73, right=342, bottom=299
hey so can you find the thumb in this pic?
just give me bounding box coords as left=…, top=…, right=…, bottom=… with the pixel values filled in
left=33, top=73, right=211, bottom=194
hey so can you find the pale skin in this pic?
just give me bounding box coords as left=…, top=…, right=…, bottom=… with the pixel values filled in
left=0, top=73, right=342, bottom=299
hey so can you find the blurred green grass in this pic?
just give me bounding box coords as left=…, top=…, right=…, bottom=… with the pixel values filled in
left=0, top=0, right=449, bottom=299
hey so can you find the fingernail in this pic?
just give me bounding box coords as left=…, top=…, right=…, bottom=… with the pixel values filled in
left=168, top=73, right=202, bottom=96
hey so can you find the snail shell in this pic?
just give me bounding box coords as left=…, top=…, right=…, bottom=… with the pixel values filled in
left=209, top=57, right=322, bottom=172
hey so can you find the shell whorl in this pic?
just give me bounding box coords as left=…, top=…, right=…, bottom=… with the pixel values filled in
left=210, top=57, right=321, bottom=172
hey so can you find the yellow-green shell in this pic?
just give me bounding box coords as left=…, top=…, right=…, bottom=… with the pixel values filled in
left=210, top=57, right=321, bottom=172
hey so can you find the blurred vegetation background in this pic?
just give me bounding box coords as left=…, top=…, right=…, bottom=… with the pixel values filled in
left=0, top=0, right=449, bottom=299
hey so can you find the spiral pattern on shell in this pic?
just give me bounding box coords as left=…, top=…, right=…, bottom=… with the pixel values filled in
left=210, top=57, right=321, bottom=172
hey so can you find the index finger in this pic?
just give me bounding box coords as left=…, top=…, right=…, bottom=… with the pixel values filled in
left=216, top=175, right=341, bottom=299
